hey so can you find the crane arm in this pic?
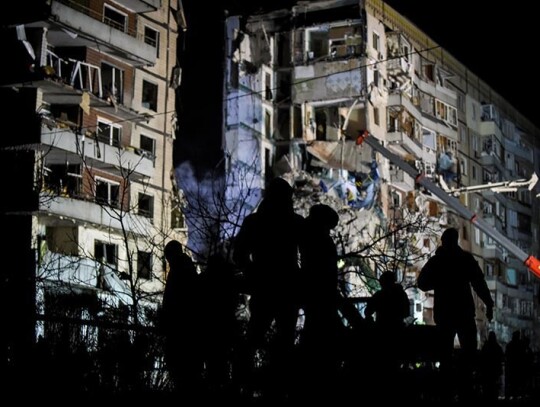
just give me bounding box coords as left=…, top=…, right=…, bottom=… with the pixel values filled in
left=356, top=131, right=540, bottom=278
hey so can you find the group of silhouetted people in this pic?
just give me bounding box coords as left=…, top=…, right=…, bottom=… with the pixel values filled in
left=161, top=178, right=345, bottom=400
left=161, top=177, right=536, bottom=402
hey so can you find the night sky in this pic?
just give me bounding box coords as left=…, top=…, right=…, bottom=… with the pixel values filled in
left=176, top=1, right=537, bottom=170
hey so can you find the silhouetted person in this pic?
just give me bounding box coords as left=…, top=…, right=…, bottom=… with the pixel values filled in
left=479, top=331, right=503, bottom=401
left=233, top=177, right=305, bottom=400
left=365, top=271, right=410, bottom=329
left=418, top=227, right=494, bottom=401
left=300, top=204, right=340, bottom=400
left=200, top=253, right=240, bottom=397
left=365, top=271, right=410, bottom=399
left=161, top=240, right=202, bottom=396
left=505, top=330, right=527, bottom=400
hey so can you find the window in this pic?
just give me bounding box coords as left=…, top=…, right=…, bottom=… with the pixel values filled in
left=435, top=99, right=457, bottom=126
left=264, top=110, right=272, bottom=138
left=171, top=207, right=185, bottom=229
left=103, top=5, right=127, bottom=32
left=95, top=178, right=120, bottom=207
left=459, top=126, right=466, bottom=143
left=462, top=225, right=468, bottom=241
left=485, top=263, right=494, bottom=277
left=472, top=165, right=477, bottom=180
left=101, top=63, right=124, bottom=104
left=264, top=72, right=272, bottom=100
left=138, top=193, right=154, bottom=219
left=137, top=251, right=152, bottom=280
left=457, top=94, right=465, bottom=112
left=95, top=240, right=117, bottom=266
left=373, top=108, right=380, bottom=126
left=474, top=227, right=481, bottom=245
left=142, top=80, right=158, bottom=111
left=459, top=157, right=468, bottom=176
left=139, top=135, right=155, bottom=159
left=372, top=31, right=380, bottom=52
left=307, top=29, right=329, bottom=60
left=264, top=148, right=272, bottom=185
left=97, top=119, right=121, bottom=147
left=144, top=26, right=160, bottom=55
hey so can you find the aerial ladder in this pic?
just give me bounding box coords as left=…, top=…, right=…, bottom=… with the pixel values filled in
left=355, top=130, right=540, bottom=279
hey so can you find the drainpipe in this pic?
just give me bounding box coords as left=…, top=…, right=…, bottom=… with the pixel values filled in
left=161, top=0, right=172, bottom=235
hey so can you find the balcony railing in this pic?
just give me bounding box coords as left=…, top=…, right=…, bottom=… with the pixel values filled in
left=50, top=1, right=156, bottom=65
left=41, top=125, right=154, bottom=178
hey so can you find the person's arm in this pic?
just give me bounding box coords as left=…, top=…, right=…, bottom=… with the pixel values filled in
left=400, top=287, right=411, bottom=319
left=417, top=257, right=437, bottom=291
left=232, top=215, right=255, bottom=268
left=469, top=254, right=494, bottom=320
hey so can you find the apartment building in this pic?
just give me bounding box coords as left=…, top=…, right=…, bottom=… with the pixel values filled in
left=0, top=0, right=184, bottom=362
left=222, top=0, right=539, bottom=346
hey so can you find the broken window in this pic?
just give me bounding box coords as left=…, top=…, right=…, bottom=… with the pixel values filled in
left=372, top=31, right=380, bottom=52
left=139, top=134, right=155, bottom=162
left=103, top=4, right=127, bottom=33
left=264, top=109, right=272, bottom=138
left=101, top=62, right=124, bottom=103
left=95, top=240, right=117, bottom=266
left=314, top=106, right=340, bottom=141
left=138, top=193, right=154, bottom=219
left=306, top=29, right=329, bottom=60
left=45, top=164, right=82, bottom=197
left=95, top=178, right=120, bottom=208
left=423, top=63, right=435, bottom=82
left=142, top=80, right=158, bottom=111
left=97, top=119, right=121, bottom=147
left=101, top=63, right=124, bottom=104
left=137, top=251, right=152, bottom=280
left=264, top=72, right=273, bottom=101
left=435, top=99, right=458, bottom=126
left=171, top=207, right=185, bottom=229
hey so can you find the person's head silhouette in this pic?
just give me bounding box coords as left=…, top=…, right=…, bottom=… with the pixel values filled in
left=441, top=227, right=459, bottom=249
left=308, top=204, right=339, bottom=231
left=379, top=271, right=396, bottom=290
left=260, top=177, right=293, bottom=213
left=164, top=240, right=183, bottom=267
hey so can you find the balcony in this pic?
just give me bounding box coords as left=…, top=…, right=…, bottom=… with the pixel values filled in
left=38, top=252, right=132, bottom=305
left=41, top=125, right=154, bottom=178
left=504, top=138, right=533, bottom=162
left=109, top=0, right=160, bottom=13
left=413, top=75, right=457, bottom=107
left=388, top=167, right=415, bottom=192
left=386, top=131, right=423, bottom=159
left=24, top=1, right=156, bottom=66
left=387, top=57, right=411, bottom=83
left=387, top=93, right=457, bottom=141
left=39, top=194, right=153, bottom=236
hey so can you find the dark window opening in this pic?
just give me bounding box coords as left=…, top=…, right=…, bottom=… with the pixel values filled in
left=101, top=63, right=124, bottom=104
left=95, top=240, right=117, bottom=266
left=138, top=193, right=154, bottom=219
left=144, top=26, right=160, bottom=55
left=142, top=80, right=158, bottom=111
left=103, top=5, right=127, bottom=32
left=95, top=179, right=119, bottom=207
left=137, top=251, right=152, bottom=280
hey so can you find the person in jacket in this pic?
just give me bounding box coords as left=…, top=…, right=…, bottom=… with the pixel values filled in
left=418, top=227, right=494, bottom=400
